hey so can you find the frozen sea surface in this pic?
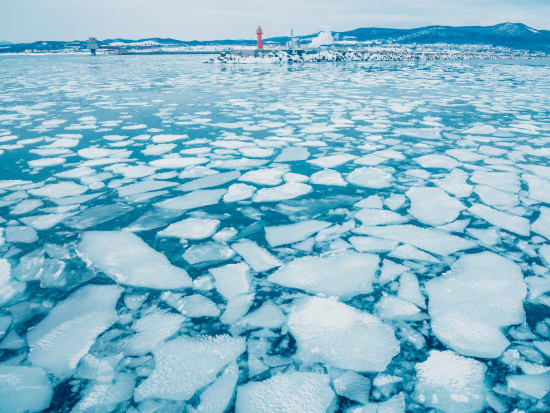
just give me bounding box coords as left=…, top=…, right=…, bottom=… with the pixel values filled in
left=0, top=54, right=549, bottom=412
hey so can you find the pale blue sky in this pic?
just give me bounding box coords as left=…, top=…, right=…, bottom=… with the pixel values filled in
left=2, top=0, right=550, bottom=42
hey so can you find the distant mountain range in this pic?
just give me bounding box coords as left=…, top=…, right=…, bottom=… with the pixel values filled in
left=1, top=23, right=549, bottom=53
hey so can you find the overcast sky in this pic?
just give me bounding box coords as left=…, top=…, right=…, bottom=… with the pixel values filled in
left=2, top=0, right=550, bottom=42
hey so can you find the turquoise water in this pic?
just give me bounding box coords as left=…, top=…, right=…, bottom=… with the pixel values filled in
left=0, top=55, right=549, bottom=412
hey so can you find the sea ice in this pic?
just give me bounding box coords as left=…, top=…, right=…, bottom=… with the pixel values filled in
left=470, top=170, right=520, bottom=193
left=183, top=242, right=235, bottom=264
left=178, top=171, right=240, bottom=191
left=436, top=169, right=473, bottom=198
left=134, top=335, right=245, bottom=402
left=265, top=219, right=330, bottom=247
left=155, top=188, right=226, bottom=210
left=193, top=362, right=239, bottom=413
left=117, top=180, right=177, bottom=197
left=415, top=154, right=459, bottom=169
left=158, top=217, right=220, bottom=241
left=268, top=252, right=378, bottom=298
left=347, top=167, right=393, bottom=188
left=506, top=372, right=550, bottom=400
left=78, top=231, right=192, bottom=289
left=406, top=187, right=465, bottom=226
left=310, top=169, right=347, bottom=186
left=235, top=372, right=335, bottom=413
left=27, top=284, right=122, bottom=378
left=354, top=208, right=408, bottom=226
left=524, top=174, right=550, bottom=204
left=353, top=224, right=476, bottom=256
left=223, top=183, right=256, bottom=202
left=532, top=207, right=550, bottom=240
left=150, top=156, right=208, bottom=169
left=253, top=182, right=312, bottom=202
left=29, top=181, right=88, bottom=198
left=210, top=262, right=251, bottom=300
left=0, top=365, right=52, bottom=413
left=239, top=168, right=285, bottom=186
left=469, top=203, right=530, bottom=236
left=288, top=296, right=399, bottom=371
left=232, top=239, right=282, bottom=272
left=308, top=154, right=356, bottom=168
left=426, top=252, right=526, bottom=358
left=415, top=350, right=486, bottom=413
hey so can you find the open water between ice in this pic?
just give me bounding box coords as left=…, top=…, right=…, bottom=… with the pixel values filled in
left=0, top=54, right=550, bottom=412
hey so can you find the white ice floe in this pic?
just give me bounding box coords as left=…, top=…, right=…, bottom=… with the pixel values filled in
left=158, top=218, right=220, bottom=241
left=28, top=157, right=66, bottom=168
left=150, top=157, right=208, bottom=169
left=532, top=207, right=550, bottom=240
left=29, top=181, right=88, bottom=198
left=152, top=134, right=187, bottom=143
left=354, top=208, right=408, bottom=226
left=347, top=393, right=405, bottom=413
left=426, top=252, right=526, bottom=358
left=353, top=224, right=476, bottom=256
left=178, top=171, right=241, bottom=191
left=27, top=284, right=122, bottom=378
left=346, top=167, right=393, bottom=188
left=239, top=168, right=285, bottom=186
left=406, top=187, right=465, bottom=226
left=310, top=169, right=347, bottom=186
left=134, top=335, right=245, bottom=402
left=469, top=203, right=530, bottom=236
left=274, top=146, right=310, bottom=162
left=193, top=362, right=239, bottom=413
left=331, top=370, right=371, bottom=404
left=123, top=309, right=184, bottom=356
left=265, top=220, right=330, bottom=247
left=415, top=154, right=459, bottom=169
left=155, top=188, right=226, bottom=210
left=507, top=372, right=550, bottom=400
left=220, top=293, right=255, bottom=324
left=232, top=239, right=282, bottom=272
left=268, top=252, right=378, bottom=298
left=210, top=262, right=251, bottom=300
left=20, top=213, right=74, bottom=230
left=375, top=295, right=421, bottom=320
left=235, top=372, right=335, bottom=413
left=308, top=154, right=357, bottom=168
left=117, top=179, right=177, bottom=197
left=415, top=350, right=486, bottom=413
left=253, top=182, right=312, bottom=202
left=470, top=170, right=520, bottom=193
left=474, top=185, right=518, bottom=209
left=524, top=174, right=550, bottom=204
left=437, top=169, right=473, bottom=198
left=349, top=236, right=398, bottom=253
left=288, top=296, right=399, bottom=371
left=389, top=244, right=440, bottom=263
left=176, top=294, right=220, bottom=318
left=379, top=259, right=407, bottom=285
left=241, top=301, right=285, bottom=329
left=223, top=183, right=256, bottom=202
left=78, top=231, right=192, bottom=289
left=183, top=242, right=235, bottom=264
left=4, top=226, right=38, bottom=243
left=0, top=365, right=52, bottom=413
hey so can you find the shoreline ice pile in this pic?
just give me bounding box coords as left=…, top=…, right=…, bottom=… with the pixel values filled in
left=0, top=54, right=549, bottom=412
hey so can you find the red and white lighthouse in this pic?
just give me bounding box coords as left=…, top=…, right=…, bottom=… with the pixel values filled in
left=256, top=26, right=264, bottom=49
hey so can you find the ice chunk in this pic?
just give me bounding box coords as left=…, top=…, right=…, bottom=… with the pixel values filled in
left=474, top=185, right=518, bottom=209
left=274, top=146, right=310, bottom=162
left=27, top=284, right=122, bottom=378
left=178, top=294, right=220, bottom=318
left=354, top=208, right=407, bottom=226
left=415, top=350, right=486, bottom=413
left=123, top=309, right=184, bottom=355
left=10, top=199, right=43, bottom=215
left=379, top=259, right=407, bottom=285
left=288, top=297, right=399, bottom=371
left=235, top=372, right=335, bottom=413
left=354, top=224, right=476, bottom=256
left=240, top=168, right=285, bottom=186
left=406, top=187, right=465, bottom=226
left=29, top=181, right=87, bottom=198
left=469, top=203, right=529, bottom=236
left=349, top=236, right=398, bottom=253
left=471, top=170, right=519, bottom=193
left=155, top=189, right=226, bottom=210
left=347, top=393, right=405, bottom=413
left=532, top=207, right=550, bottom=240
left=193, top=362, right=238, bottom=413
left=415, top=154, right=459, bottom=169
left=242, top=301, right=285, bottom=329
left=158, top=218, right=220, bottom=241
left=253, top=182, right=312, bottom=202
left=376, top=295, right=421, bottom=320
left=78, top=231, right=192, bottom=289
left=183, top=242, right=235, bottom=264
left=150, top=156, right=208, bottom=169
left=524, top=174, right=550, bottom=204
left=506, top=372, right=550, bottom=399
left=232, top=239, right=282, bottom=272
left=331, top=370, right=370, bottom=404
left=265, top=220, right=330, bottom=247
left=117, top=180, right=177, bottom=197
left=308, top=154, right=356, bottom=168
left=0, top=365, right=52, bottom=413
left=269, top=252, right=378, bottom=298
left=71, top=373, right=135, bottom=413
left=311, top=169, right=347, bottom=186
left=347, top=167, right=393, bottom=188
left=398, top=273, right=425, bottom=308
left=436, top=169, right=473, bottom=198
left=223, top=183, right=256, bottom=202
left=178, top=171, right=240, bottom=191
left=220, top=293, right=254, bottom=324
left=5, top=226, right=38, bottom=243
left=20, top=213, right=74, bottom=230
left=426, top=252, right=526, bottom=358
left=134, top=335, right=245, bottom=401
left=210, top=263, right=251, bottom=300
